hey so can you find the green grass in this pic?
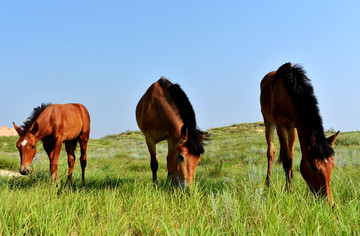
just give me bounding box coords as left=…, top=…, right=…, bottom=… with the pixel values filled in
left=0, top=122, right=359, bottom=235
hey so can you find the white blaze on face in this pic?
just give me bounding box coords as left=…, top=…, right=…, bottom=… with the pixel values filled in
left=21, top=139, right=28, bottom=147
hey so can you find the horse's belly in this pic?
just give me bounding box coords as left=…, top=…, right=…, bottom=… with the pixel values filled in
left=63, top=128, right=82, bottom=140
left=142, top=123, right=169, bottom=142
left=61, top=115, right=83, bottom=140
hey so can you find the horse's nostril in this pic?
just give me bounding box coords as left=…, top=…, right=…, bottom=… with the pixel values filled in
left=19, top=167, right=29, bottom=175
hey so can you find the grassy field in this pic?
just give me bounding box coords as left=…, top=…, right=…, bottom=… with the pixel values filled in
left=0, top=122, right=359, bottom=235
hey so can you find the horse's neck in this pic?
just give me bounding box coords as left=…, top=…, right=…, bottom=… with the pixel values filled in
left=34, top=120, right=53, bottom=141
left=295, top=123, right=312, bottom=157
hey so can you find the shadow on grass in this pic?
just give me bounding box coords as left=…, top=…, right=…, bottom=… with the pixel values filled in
left=0, top=166, right=254, bottom=197
left=0, top=169, right=175, bottom=194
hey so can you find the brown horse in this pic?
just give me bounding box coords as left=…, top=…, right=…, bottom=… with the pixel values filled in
left=136, top=78, right=208, bottom=189
left=13, top=103, right=90, bottom=185
left=260, top=63, right=339, bottom=203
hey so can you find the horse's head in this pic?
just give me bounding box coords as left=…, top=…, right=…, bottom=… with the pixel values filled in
left=13, top=122, right=39, bottom=175
left=300, top=131, right=339, bottom=203
left=171, top=125, right=207, bottom=189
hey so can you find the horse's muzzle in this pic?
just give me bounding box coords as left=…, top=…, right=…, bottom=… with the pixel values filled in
left=173, top=175, right=188, bottom=190
left=19, top=167, right=29, bottom=175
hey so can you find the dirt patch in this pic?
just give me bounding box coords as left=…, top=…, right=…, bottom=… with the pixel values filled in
left=255, top=128, right=264, bottom=133
left=0, top=127, right=17, bottom=137
left=0, top=169, right=22, bottom=177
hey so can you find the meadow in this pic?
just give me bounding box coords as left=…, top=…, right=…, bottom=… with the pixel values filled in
left=0, top=122, right=359, bottom=235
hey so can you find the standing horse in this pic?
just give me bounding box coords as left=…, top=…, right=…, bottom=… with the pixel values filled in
left=13, top=103, right=90, bottom=185
left=260, top=63, right=339, bottom=203
left=136, top=78, right=208, bottom=189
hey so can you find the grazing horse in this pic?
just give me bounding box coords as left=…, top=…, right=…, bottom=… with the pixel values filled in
left=136, top=78, right=208, bottom=189
left=13, top=103, right=90, bottom=185
left=260, top=63, right=339, bottom=203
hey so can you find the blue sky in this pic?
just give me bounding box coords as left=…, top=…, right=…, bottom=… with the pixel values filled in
left=1, top=1, right=359, bottom=138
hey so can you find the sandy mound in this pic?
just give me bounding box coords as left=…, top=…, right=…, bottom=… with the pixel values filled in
left=0, top=127, right=17, bottom=136
left=0, top=169, right=22, bottom=177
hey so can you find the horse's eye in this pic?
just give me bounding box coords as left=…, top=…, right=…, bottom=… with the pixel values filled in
left=310, top=164, right=318, bottom=172
left=178, top=154, right=185, bottom=162
left=32, top=145, right=35, bottom=149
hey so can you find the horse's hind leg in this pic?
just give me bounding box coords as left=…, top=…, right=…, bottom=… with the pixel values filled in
left=79, top=133, right=89, bottom=186
left=146, top=137, right=158, bottom=186
left=65, top=140, right=77, bottom=186
left=264, top=119, right=276, bottom=187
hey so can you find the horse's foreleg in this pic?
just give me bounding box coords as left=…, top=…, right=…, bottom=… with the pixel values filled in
left=277, top=126, right=294, bottom=191
left=146, top=137, right=158, bottom=186
left=50, top=139, right=63, bottom=186
left=287, top=128, right=297, bottom=180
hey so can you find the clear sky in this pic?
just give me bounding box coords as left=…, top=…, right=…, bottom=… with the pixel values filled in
left=1, top=1, right=359, bottom=138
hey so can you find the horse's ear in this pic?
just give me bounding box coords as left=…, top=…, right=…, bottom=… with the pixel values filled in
left=326, top=131, right=340, bottom=146
left=180, top=125, right=188, bottom=142
left=31, top=121, right=39, bottom=135
left=308, top=135, right=316, bottom=151
left=200, top=132, right=210, bottom=143
left=13, top=122, right=22, bottom=136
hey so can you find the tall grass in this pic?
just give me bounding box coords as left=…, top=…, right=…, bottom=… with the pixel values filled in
left=0, top=123, right=359, bottom=235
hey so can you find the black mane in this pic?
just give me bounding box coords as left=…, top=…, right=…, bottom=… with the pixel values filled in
left=158, top=77, right=207, bottom=155
left=274, top=63, right=334, bottom=159
left=21, top=103, right=51, bottom=133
